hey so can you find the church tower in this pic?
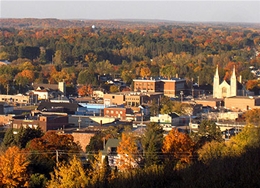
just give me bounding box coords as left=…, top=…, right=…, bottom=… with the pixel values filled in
left=230, top=65, right=237, bottom=97
left=213, top=65, right=219, bottom=98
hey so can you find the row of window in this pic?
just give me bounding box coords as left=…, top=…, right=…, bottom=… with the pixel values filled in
left=106, top=110, right=123, bottom=114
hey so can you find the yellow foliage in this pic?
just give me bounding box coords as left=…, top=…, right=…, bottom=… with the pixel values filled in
left=48, top=155, right=88, bottom=188
left=0, top=146, right=29, bottom=187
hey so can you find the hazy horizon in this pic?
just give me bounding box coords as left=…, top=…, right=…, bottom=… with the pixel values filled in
left=1, top=1, right=260, bottom=24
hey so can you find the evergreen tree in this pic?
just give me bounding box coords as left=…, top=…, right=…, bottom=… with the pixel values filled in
left=141, top=123, right=164, bottom=167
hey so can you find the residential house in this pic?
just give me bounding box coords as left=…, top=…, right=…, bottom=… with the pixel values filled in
left=150, top=113, right=180, bottom=131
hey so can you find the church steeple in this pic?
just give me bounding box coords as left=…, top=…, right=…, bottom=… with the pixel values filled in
left=230, top=65, right=237, bottom=97
left=213, top=65, right=219, bottom=98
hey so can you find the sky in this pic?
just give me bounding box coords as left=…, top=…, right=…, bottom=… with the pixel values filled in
left=1, top=0, right=260, bottom=23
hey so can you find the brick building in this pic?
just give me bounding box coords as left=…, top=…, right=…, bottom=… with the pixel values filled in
left=104, top=107, right=133, bottom=120
left=12, top=112, right=69, bottom=132
left=133, top=77, right=186, bottom=98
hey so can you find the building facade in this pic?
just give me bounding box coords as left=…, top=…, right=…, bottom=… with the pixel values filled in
left=133, top=77, right=186, bottom=98
left=213, top=65, right=245, bottom=99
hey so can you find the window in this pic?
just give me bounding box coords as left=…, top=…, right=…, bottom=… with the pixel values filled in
left=111, top=110, right=114, bottom=114
left=112, top=96, right=115, bottom=99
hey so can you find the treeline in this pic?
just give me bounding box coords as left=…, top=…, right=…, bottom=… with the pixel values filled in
left=0, top=19, right=260, bottom=95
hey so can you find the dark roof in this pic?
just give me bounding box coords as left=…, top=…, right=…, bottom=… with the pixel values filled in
left=37, top=101, right=79, bottom=114
left=169, top=113, right=180, bottom=118
left=105, top=139, right=120, bottom=148
left=32, top=83, right=59, bottom=90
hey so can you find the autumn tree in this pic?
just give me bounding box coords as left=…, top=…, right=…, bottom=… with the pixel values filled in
left=243, top=108, right=260, bottom=126
left=77, top=84, right=93, bottom=97
left=141, top=123, right=164, bottom=166
left=0, top=146, right=29, bottom=187
left=116, top=132, right=141, bottom=171
left=140, top=66, right=151, bottom=78
left=110, top=85, right=119, bottom=93
left=87, top=153, right=112, bottom=187
left=47, top=155, right=88, bottom=188
left=26, top=131, right=82, bottom=176
left=197, top=140, right=226, bottom=164
left=162, top=128, right=194, bottom=164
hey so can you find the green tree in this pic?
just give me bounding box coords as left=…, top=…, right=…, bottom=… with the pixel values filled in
left=141, top=123, right=164, bottom=166
left=2, top=128, right=15, bottom=148
left=192, top=120, right=223, bottom=148
left=15, top=126, right=43, bottom=148
left=29, top=173, right=48, bottom=188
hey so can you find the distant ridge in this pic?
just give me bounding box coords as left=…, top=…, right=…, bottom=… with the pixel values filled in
left=0, top=18, right=259, bottom=29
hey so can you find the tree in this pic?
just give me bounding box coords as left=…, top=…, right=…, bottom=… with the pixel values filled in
left=15, top=126, right=43, bottom=148
left=116, top=132, right=141, bottom=171
left=47, top=155, right=88, bottom=188
left=243, top=109, right=260, bottom=126
left=110, top=85, right=119, bottom=93
left=78, top=84, right=93, bottom=97
left=141, top=123, right=164, bottom=166
left=87, top=153, right=112, bottom=187
left=140, top=66, right=151, bottom=78
left=0, top=146, right=29, bottom=187
left=27, top=132, right=82, bottom=176
left=2, top=128, right=15, bottom=148
left=197, top=140, right=226, bottom=164
left=162, top=128, right=194, bottom=164
left=29, top=173, right=48, bottom=188
left=192, top=120, right=222, bottom=148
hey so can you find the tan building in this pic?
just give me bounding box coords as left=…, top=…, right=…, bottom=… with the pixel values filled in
left=133, top=77, right=186, bottom=98
left=0, top=94, right=32, bottom=104
left=104, top=92, right=163, bottom=107
left=224, top=96, right=260, bottom=111
left=103, top=93, right=125, bottom=105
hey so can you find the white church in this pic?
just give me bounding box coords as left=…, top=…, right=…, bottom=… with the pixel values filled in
left=213, top=65, right=245, bottom=99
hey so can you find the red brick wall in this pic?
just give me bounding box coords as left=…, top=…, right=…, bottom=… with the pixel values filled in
left=104, top=108, right=126, bottom=120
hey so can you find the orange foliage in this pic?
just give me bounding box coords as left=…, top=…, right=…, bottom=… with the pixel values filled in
left=246, top=80, right=259, bottom=90
left=116, top=132, right=140, bottom=171
left=162, top=129, right=194, bottom=164
left=0, top=146, right=29, bottom=187
left=78, top=85, right=93, bottom=97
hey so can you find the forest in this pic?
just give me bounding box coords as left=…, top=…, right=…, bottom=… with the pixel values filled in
left=0, top=18, right=260, bottom=95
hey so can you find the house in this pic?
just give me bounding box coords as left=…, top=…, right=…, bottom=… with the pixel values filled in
left=150, top=113, right=180, bottom=131
left=101, top=138, right=142, bottom=169
left=101, top=138, right=121, bottom=168
left=31, top=81, right=66, bottom=101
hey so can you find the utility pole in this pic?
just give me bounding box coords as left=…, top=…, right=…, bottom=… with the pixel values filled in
left=56, top=150, right=59, bottom=163
left=78, top=116, right=81, bottom=130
